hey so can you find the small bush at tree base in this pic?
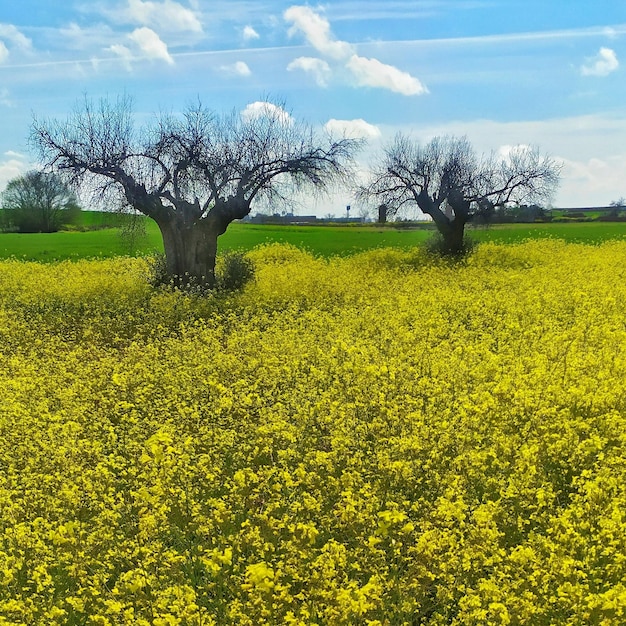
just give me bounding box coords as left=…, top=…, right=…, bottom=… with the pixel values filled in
left=423, top=231, right=477, bottom=258
left=216, top=251, right=255, bottom=292
left=147, top=250, right=255, bottom=292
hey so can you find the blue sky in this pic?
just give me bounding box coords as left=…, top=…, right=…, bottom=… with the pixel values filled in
left=1, top=0, right=626, bottom=214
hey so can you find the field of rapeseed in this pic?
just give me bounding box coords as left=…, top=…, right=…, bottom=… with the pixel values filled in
left=1, top=240, right=626, bottom=625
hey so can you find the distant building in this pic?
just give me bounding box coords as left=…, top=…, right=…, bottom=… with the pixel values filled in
left=245, top=213, right=319, bottom=225
left=327, top=217, right=364, bottom=223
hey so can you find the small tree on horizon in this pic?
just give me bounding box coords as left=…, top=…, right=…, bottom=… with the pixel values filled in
left=31, top=95, right=362, bottom=287
left=1, top=170, right=81, bottom=233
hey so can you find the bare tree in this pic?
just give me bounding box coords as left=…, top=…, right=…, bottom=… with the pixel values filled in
left=1, top=170, right=81, bottom=233
left=359, top=135, right=561, bottom=254
left=31, top=96, right=361, bottom=286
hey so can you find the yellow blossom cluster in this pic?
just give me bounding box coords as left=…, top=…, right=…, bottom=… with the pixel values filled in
left=1, top=240, right=626, bottom=624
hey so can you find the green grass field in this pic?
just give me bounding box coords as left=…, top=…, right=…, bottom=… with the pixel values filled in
left=2, top=215, right=626, bottom=261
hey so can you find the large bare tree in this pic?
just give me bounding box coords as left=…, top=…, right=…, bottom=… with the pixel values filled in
left=31, top=96, right=361, bottom=286
left=359, top=135, right=561, bottom=254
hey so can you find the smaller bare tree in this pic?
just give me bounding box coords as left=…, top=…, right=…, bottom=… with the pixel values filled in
left=359, top=135, right=561, bottom=254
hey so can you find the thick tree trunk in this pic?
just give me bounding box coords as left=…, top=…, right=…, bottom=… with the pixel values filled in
left=438, top=218, right=467, bottom=255
left=417, top=188, right=470, bottom=256
left=157, top=217, right=220, bottom=288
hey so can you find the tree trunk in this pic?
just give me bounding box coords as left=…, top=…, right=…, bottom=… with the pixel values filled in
left=419, top=195, right=468, bottom=256
left=157, top=217, right=220, bottom=288
left=439, top=218, right=467, bottom=255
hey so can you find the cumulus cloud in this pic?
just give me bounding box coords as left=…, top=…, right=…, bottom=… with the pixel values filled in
left=497, top=144, right=533, bottom=162
left=346, top=54, right=428, bottom=96
left=287, top=57, right=331, bottom=87
left=108, top=44, right=134, bottom=70
left=60, top=23, right=120, bottom=52
left=122, top=0, right=202, bottom=33
left=0, top=24, right=32, bottom=51
left=559, top=154, right=626, bottom=205
left=129, top=27, right=174, bottom=64
left=221, top=61, right=251, bottom=77
left=284, top=6, right=352, bottom=60
left=0, top=151, right=29, bottom=192
left=581, top=47, right=619, bottom=77
left=242, top=25, right=260, bottom=42
left=108, top=27, right=173, bottom=67
left=283, top=5, right=426, bottom=96
left=241, top=101, right=293, bottom=126
left=324, top=118, right=381, bottom=139
left=0, top=23, right=32, bottom=63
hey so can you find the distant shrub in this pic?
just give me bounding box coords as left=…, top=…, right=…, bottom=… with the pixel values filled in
left=1, top=171, right=81, bottom=233
left=552, top=216, right=594, bottom=223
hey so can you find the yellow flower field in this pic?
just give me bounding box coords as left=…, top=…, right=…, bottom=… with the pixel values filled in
left=1, top=240, right=626, bottom=625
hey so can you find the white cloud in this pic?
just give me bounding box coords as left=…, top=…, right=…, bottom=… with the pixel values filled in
left=108, top=43, right=134, bottom=70
left=241, top=101, right=293, bottom=126
left=60, top=23, right=118, bottom=51
left=287, top=56, right=331, bottom=87
left=242, top=25, right=260, bottom=42
left=129, top=27, right=174, bottom=64
left=0, top=24, right=32, bottom=51
left=61, top=23, right=95, bottom=50
left=0, top=23, right=31, bottom=63
left=581, top=47, right=619, bottom=77
left=497, top=143, right=532, bottom=160
left=107, top=28, right=173, bottom=68
left=283, top=5, right=426, bottom=97
left=558, top=155, right=626, bottom=205
left=0, top=152, right=29, bottom=193
left=346, top=54, right=428, bottom=96
left=284, top=6, right=353, bottom=60
left=325, top=118, right=381, bottom=139
left=221, top=61, right=251, bottom=77
left=123, top=0, right=202, bottom=33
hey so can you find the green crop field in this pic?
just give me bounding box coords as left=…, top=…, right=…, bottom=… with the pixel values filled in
left=2, top=213, right=626, bottom=261
left=468, top=221, right=626, bottom=244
